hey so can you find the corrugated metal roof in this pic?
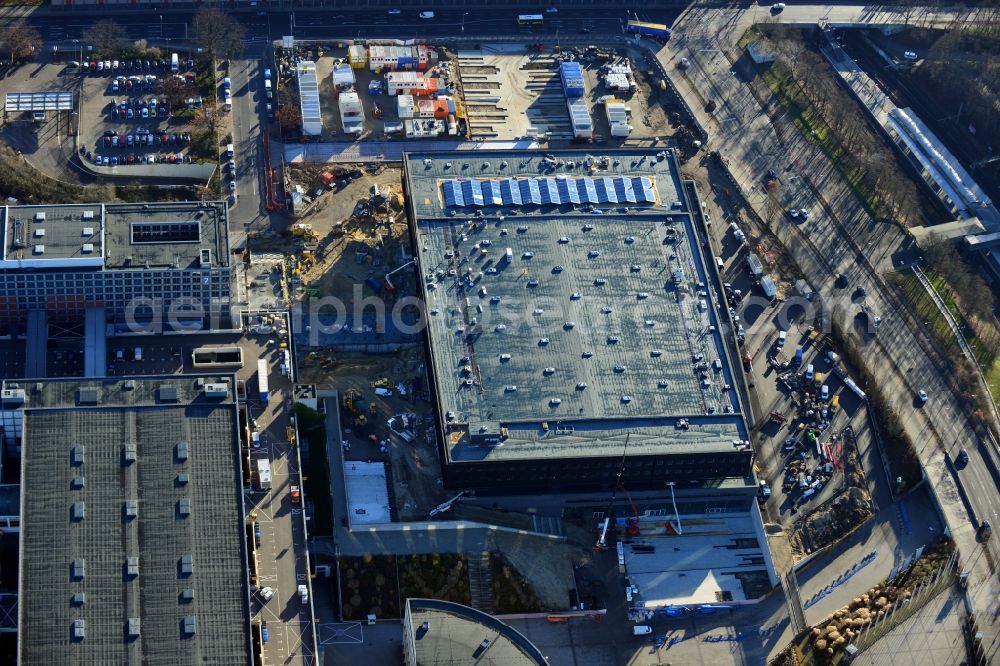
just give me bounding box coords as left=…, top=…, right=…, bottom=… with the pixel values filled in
left=5, top=91, right=73, bottom=112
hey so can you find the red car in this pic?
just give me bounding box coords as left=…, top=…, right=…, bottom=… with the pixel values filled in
left=103, top=136, right=111, bottom=147
left=126, top=153, right=135, bottom=164
left=161, top=134, right=169, bottom=145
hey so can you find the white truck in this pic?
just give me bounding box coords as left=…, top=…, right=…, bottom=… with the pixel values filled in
left=256, top=458, right=272, bottom=491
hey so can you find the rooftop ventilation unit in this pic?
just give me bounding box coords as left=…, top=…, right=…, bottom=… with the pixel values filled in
left=82, top=227, right=93, bottom=235
left=71, top=558, right=85, bottom=580
left=127, top=618, right=141, bottom=638
left=34, top=212, right=45, bottom=222
left=32, top=244, right=45, bottom=254
left=181, top=588, right=195, bottom=603
left=204, top=383, right=229, bottom=398
left=124, top=500, right=138, bottom=519
left=179, top=554, right=193, bottom=577
left=77, top=387, right=98, bottom=404
left=175, top=441, right=189, bottom=462
left=177, top=497, right=191, bottom=517
left=81, top=243, right=94, bottom=253
left=82, top=210, right=94, bottom=220
left=71, top=445, right=85, bottom=466
left=71, top=476, right=85, bottom=489
left=71, top=592, right=86, bottom=606
left=72, top=619, right=85, bottom=641
left=33, top=228, right=45, bottom=237
left=122, top=444, right=137, bottom=464
left=158, top=385, right=178, bottom=402
left=182, top=615, right=196, bottom=636
left=0, top=388, right=25, bottom=404
left=71, top=501, right=85, bottom=521
left=126, top=556, right=139, bottom=579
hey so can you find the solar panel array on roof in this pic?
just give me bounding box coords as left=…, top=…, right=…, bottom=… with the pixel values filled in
left=441, top=177, right=657, bottom=208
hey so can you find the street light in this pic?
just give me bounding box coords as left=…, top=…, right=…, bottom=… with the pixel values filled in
left=666, top=481, right=682, bottom=535
left=462, top=12, right=469, bottom=34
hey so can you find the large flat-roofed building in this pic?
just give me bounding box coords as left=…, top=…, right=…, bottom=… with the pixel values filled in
left=404, top=150, right=752, bottom=494
left=6, top=376, right=252, bottom=664
left=0, top=201, right=232, bottom=328
left=402, top=598, right=547, bottom=666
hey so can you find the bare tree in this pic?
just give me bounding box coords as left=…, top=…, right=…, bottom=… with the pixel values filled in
left=192, top=9, right=246, bottom=60
left=84, top=20, right=128, bottom=57
left=277, top=103, right=302, bottom=134
left=0, top=22, right=40, bottom=64
left=158, top=76, right=196, bottom=109
left=192, top=106, right=221, bottom=138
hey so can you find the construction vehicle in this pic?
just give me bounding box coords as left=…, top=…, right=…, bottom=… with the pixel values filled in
left=371, top=378, right=390, bottom=388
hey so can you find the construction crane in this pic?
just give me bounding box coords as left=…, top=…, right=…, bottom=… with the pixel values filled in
left=595, top=433, right=631, bottom=551
left=383, top=259, right=415, bottom=294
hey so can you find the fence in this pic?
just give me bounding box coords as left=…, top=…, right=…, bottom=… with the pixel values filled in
left=847, top=550, right=958, bottom=655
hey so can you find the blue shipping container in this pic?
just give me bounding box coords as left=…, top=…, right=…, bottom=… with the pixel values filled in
left=560, top=62, right=585, bottom=99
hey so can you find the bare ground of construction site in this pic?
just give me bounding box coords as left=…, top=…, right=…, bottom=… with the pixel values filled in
left=298, top=349, right=447, bottom=522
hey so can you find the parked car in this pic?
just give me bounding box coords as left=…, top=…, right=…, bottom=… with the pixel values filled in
left=904, top=50, right=918, bottom=60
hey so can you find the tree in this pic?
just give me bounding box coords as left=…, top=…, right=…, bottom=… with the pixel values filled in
left=192, top=8, right=246, bottom=60
left=84, top=20, right=128, bottom=57
left=277, top=102, right=302, bottom=134
left=192, top=106, right=220, bottom=138
left=158, top=76, right=196, bottom=109
left=0, top=22, right=40, bottom=64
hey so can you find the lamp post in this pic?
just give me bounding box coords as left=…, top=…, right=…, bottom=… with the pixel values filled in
left=462, top=12, right=469, bottom=34
left=666, top=481, right=682, bottom=535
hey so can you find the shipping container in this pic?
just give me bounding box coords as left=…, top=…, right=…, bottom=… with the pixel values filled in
left=567, top=98, right=593, bottom=138
left=761, top=275, right=777, bottom=300
left=747, top=253, right=764, bottom=278
left=560, top=62, right=585, bottom=98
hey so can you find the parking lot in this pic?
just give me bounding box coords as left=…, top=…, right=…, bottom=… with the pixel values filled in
left=75, top=54, right=214, bottom=168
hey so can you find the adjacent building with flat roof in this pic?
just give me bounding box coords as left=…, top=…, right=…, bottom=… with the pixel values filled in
left=6, top=376, right=252, bottom=665
left=403, top=598, right=548, bottom=666
left=404, top=150, right=753, bottom=494
left=0, top=201, right=233, bottom=329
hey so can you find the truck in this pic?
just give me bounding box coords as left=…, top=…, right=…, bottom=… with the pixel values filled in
left=747, top=253, right=764, bottom=280
left=626, top=20, right=672, bottom=39
left=257, top=358, right=269, bottom=403
left=256, top=458, right=272, bottom=490
left=170, top=53, right=179, bottom=73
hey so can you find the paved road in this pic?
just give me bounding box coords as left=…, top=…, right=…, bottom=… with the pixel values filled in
left=665, top=0, right=996, bottom=588
left=228, top=52, right=273, bottom=246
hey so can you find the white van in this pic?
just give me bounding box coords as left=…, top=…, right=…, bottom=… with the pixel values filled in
left=715, top=256, right=724, bottom=271
left=224, top=93, right=233, bottom=111
left=251, top=431, right=261, bottom=448
left=418, top=10, right=435, bottom=18
left=264, top=78, right=272, bottom=99
left=632, top=625, right=652, bottom=636
left=226, top=143, right=235, bottom=158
